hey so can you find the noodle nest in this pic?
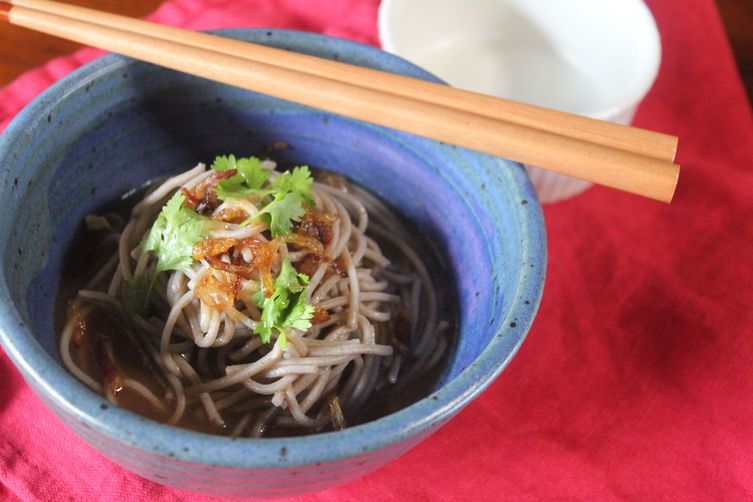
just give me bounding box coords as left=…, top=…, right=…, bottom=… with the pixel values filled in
left=61, top=159, right=450, bottom=437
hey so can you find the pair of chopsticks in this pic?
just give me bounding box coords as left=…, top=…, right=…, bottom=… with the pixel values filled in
left=0, top=0, right=680, bottom=202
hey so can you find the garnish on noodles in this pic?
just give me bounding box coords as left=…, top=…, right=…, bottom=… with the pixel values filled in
left=59, top=155, right=453, bottom=437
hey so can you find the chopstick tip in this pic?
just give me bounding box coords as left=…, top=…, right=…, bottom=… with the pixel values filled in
left=669, top=137, right=679, bottom=163
left=659, top=163, right=680, bottom=204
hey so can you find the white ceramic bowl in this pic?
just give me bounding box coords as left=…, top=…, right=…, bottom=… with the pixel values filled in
left=379, top=0, right=662, bottom=203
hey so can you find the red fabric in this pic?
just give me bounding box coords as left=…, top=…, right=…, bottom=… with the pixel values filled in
left=1, top=0, right=752, bottom=499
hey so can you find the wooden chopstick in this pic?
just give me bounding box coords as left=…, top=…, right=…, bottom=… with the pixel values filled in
left=7, top=0, right=678, bottom=164
left=0, top=0, right=680, bottom=202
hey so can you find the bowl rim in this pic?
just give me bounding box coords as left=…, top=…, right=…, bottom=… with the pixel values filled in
left=0, top=28, right=546, bottom=469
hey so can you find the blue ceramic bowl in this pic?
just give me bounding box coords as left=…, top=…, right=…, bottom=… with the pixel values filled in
left=0, top=29, right=545, bottom=497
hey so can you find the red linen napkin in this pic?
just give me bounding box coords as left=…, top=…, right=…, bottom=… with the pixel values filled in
left=2, top=0, right=753, bottom=500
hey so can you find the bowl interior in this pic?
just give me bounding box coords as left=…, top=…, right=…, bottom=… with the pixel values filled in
left=0, top=29, right=545, bottom=470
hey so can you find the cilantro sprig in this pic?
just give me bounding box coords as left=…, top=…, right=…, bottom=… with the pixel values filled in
left=269, top=166, right=315, bottom=206
left=253, top=259, right=315, bottom=347
left=248, top=165, right=314, bottom=236
left=209, top=155, right=313, bottom=237
left=143, top=192, right=207, bottom=273
left=129, top=191, right=208, bottom=315
left=253, top=191, right=307, bottom=237
left=213, top=155, right=272, bottom=200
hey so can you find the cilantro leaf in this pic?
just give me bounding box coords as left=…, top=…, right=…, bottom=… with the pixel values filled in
left=275, top=259, right=308, bottom=293
left=213, top=155, right=272, bottom=201
left=215, top=176, right=262, bottom=201
left=236, top=157, right=271, bottom=189
left=254, top=259, right=314, bottom=346
left=271, top=166, right=314, bottom=205
left=142, top=211, right=166, bottom=253
left=250, top=191, right=306, bottom=236
left=256, top=295, right=279, bottom=344
left=283, top=292, right=315, bottom=332
left=277, top=333, right=288, bottom=349
left=252, top=286, right=265, bottom=309
left=211, top=154, right=237, bottom=171
left=143, top=192, right=207, bottom=273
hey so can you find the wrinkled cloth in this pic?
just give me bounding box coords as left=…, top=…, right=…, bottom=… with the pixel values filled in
left=2, top=0, right=753, bottom=500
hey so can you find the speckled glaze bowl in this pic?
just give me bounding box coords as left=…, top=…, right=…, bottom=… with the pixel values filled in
left=0, top=29, right=545, bottom=497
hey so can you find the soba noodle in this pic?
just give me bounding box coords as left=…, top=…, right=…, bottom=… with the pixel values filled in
left=60, top=157, right=451, bottom=437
